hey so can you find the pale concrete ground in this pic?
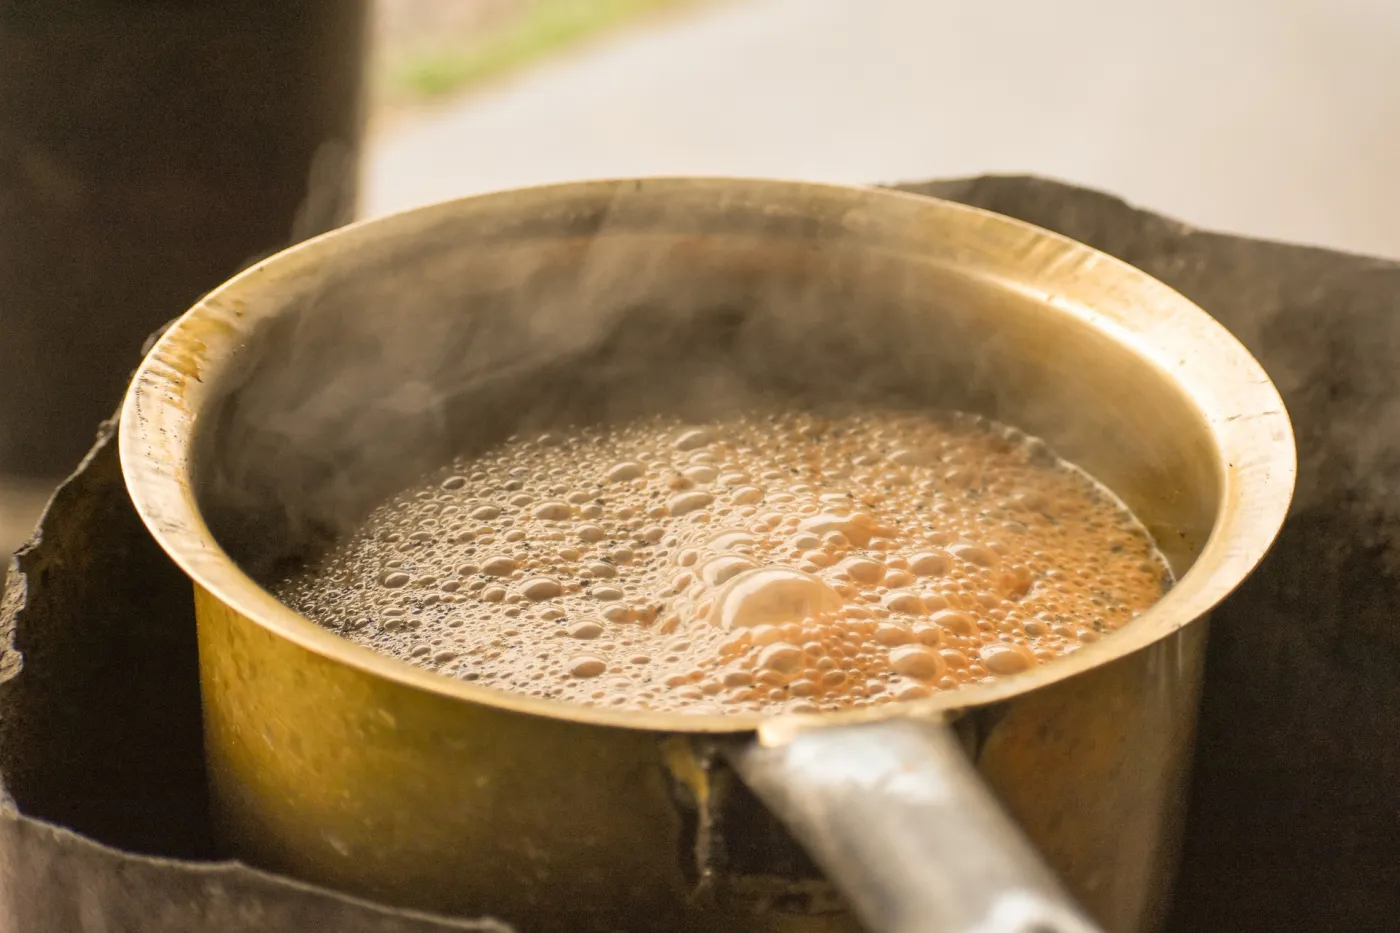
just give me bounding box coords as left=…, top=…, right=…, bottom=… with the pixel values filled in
left=0, top=477, right=53, bottom=558
left=363, top=0, right=1400, bottom=259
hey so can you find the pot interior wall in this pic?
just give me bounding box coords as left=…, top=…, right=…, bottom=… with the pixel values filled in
left=190, top=194, right=1222, bottom=590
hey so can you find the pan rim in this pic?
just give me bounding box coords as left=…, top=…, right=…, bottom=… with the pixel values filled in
left=118, top=175, right=1297, bottom=736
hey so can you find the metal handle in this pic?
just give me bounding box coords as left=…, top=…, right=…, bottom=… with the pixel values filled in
left=728, top=717, right=1103, bottom=933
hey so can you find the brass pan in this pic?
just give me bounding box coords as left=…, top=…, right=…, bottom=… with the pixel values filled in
left=120, top=178, right=1294, bottom=933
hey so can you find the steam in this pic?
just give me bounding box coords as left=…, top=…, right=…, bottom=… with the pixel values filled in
left=194, top=183, right=1210, bottom=579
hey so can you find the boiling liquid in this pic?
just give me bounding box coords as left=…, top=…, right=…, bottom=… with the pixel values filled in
left=273, top=408, right=1170, bottom=715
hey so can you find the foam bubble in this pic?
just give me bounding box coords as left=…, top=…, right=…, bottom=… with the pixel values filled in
left=605, top=462, right=643, bottom=483
left=674, top=428, right=713, bottom=451
left=889, top=645, right=944, bottom=679
left=709, top=567, right=842, bottom=631
left=519, top=577, right=562, bottom=601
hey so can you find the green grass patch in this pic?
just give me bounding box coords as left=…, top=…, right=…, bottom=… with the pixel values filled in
left=382, top=0, right=706, bottom=106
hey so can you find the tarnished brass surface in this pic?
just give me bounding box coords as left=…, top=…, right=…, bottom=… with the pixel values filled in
left=120, top=179, right=1294, bottom=932
left=976, top=624, right=1208, bottom=933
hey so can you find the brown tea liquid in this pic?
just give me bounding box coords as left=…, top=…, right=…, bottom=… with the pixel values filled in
left=273, top=408, right=1171, bottom=716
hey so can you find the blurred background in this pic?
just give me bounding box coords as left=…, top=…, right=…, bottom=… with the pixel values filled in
left=364, top=0, right=1400, bottom=255
left=3, top=0, right=1399, bottom=554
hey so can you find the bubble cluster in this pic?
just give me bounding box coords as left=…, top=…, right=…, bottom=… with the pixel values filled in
left=273, top=407, right=1172, bottom=716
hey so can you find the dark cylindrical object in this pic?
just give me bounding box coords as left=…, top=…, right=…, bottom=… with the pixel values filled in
left=0, top=2, right=368, bottom=476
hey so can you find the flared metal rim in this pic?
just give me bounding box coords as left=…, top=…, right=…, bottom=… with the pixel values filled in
left=119, top=176, right=1296, bottom=736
